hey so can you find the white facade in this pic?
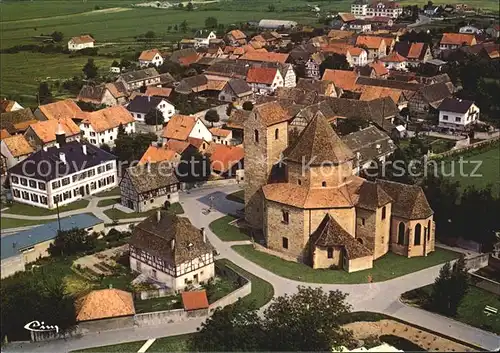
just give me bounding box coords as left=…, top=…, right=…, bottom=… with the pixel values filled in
left=128, top=99, right=175, bottom=123
left=459, top=26, right=481, bottom=34
left=80, top=121, right=135, bottom=147
left=189, top=119, right=213, bottom=141
left=382, top=59, right=408, bottom=71
left=10, top=159, right=117, bottom=209
left=212, top=131, right=233, bottom=145
left=68, top=39, right=94, bottom=51
left=139, top=53, right=164, bottom=68
left=248, top=70, right=284, bottom=94
left=349, top=22, right=372, bottom=32
left=347, top=50, right=368, bottom=67
left=351, top=3, right=368, bottom=16
left=282, top=65, right=297, bottom=88
left=366, top=2, right=403, bottom=18
left=439, top=104, right=480, bottom=129
left=118, top=76, right=161, bottom=91
left=195, top=31, right=217, bottom=48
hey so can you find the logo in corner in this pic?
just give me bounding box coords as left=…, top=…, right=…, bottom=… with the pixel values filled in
left=24, top=321, right=59, bottom=334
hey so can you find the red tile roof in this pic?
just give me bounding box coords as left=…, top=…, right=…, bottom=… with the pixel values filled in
left=407, top=42, right=425, bottom=59
left=356, top=35, right=385, bottom=49
left=440, top=33, right=476, bottom=46
left=0, top=129, right=11, bottom=140
left=369, top=61, right=389, bottom=76
left=178, top=53, right=200, bottom=66
left=181, top=290, right=209, bottom=311
left=246, top=67, right=279, bottom=84
left=239, top=51, right=289, bottom=64
left=207, top=144, right=244, bottom=173
left=145, top=86, right=173, bottom=98
left=139, top=146, right=179, bottom=164
left=380, top=51, right=407, bottom=63
left=162, top=115, right=197, bottom=141
left=139, top=49, right=161, bottom=61
left=69, top=35, right=95, bottom=44
left=321, top=69, right=358, bottom=91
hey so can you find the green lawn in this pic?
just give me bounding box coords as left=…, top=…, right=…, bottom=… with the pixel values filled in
left=209, top=215, right=250, bottom=242
left=97, top=197, right=120, bottom=207
left=169, top=202, right=185, bottom=215
left=148, top=333, right=195, bottom=352
left=402, top=285, right=500, bottom=334
left=216, top=258, right=274, bottom=309
left=134, top=295, right=182, bottom=313
left=232, top=245, right=459, bottom=284
left=71, top=340, right=146, bottom=353
left=4, top=199, right=90, bottom=216
left=95, top=187, right=121, bottom=197
left=226, top=190, right=244, bottom=203
left=104, top=203, right=184, bottom=221
left=0, top=217, right=52, bottom=230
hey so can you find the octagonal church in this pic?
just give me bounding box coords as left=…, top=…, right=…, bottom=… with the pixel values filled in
left=244, top=102, right=435, bottom=272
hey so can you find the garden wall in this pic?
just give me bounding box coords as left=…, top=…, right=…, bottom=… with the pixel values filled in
left=79, top=316, right=135, bottom=333
left=134, top=308, right=208, bottom=327
left=181, top=178, right=240, bottom=190
left=465, top=253, right=489, bottom=271
left=430, top=136, right=500, bottom=160
left=470, top=273, right=500, bottom=295
left=134, top=287, right=174, bottom=301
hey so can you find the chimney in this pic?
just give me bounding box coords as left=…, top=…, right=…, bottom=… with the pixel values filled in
left=109, top=284, right=113, bottom=289
left=59, top=152, right=67, bottom=164
left=148, top=95, right=151, bottom=103
left=82, top=144, right=87, bottom=155
left=55, top=121, right=66, bottom=146
left=55, top=142, right=60, bottom=149
left=170, top=238, right=175, bottom=250
left=42, top=146, right=48, bottom=152
left=156, top=210, right=161, bottom=223
left=201, top=227, right=206, bottom=243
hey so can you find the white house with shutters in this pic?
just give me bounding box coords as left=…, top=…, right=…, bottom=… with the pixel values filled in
left=438, top=98, right=480, bottom=130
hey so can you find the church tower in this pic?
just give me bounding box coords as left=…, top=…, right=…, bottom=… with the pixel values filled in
left=244, top=102, right=289, bottom=229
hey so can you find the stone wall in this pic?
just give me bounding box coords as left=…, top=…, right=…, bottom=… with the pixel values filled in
left=135, top=287, right=174, bottom=301
left=347, top=255, right=373, bottom=273
left=464, top=253, right=489, bottom=271
left=209, top=278, right=251, bottom=310
left=79, top=316, right=135, bottom=333
left=134, top=308, right=208, bottom=327
left=1, top=255, right=25, bottom=279
left=254, top=242, right=300, bottom=262
left=313, top=245, right=342, bottom=269
left=470, top=272, right=500, bottom=295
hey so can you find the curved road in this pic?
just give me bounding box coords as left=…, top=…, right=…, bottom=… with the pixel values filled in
left=4, top=185, right=500, bottom=352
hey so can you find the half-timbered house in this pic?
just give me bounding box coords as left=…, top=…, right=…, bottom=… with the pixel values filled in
left=119, top=163, right=179, bottom=213
left=129, top=212, right=215, bottom=291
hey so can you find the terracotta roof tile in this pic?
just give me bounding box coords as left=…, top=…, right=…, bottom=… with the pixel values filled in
left=327, top=30, right=355, bottom=40
left=0, top=108, right=36, bottom=134
left=440, top=33, right=475, bottom=46
left=80, top=106, right=134, bottom=133
left=253, top=101, right=290, bottom=126
left=0, top=100, right=18, bottom=113
left=139, top=49, right=161, bottom=61
left=105, top=82, right=128, bottom=99
left=408, top=42, right=425, bottom=59
left=164, top=139, right=191, bottom=154
left=246, top=67, right=278, bottom=85
left=228, top=30, right=247, bottom=40
left=145, top=86, right=172, bottom=98
left=355, top=35, right=384, bottom=49
left=0, top=129, right=11, bottom=140
left=348, top=47, right=365, bottom=56
left=139, top=146, right=179, bottom=164
left=355, top=181, right=393, bottom=210
left=321, top=69, right=359, bottom=91
left=206, top=144, right=244, bottom=173
left=75, top=289, right=134, bottom=322
left=359, top=86, right=402, bottom=104
left=70, top=35, right=95, bottom=44
left=2, top=134, right=34, bottom=157
left=209, top=127, right=231, bottom=137
left=29, top=117, right=80, bottom=143
left=181, top=290, right=209, bottom=311
left=380, top=51, right=407, bottom=63
left=239, top=52, right=289, bottom=64
left=38, top=99, right=82, bottom=120
left=320, top=43, right=354, bottom=55
left=12, top=119, right=39, bottom=132
left=377, top=179, right=433, bottom=219
left=187, top=137, right=208, bottom=149
left=162, top=115, right=197, bottom=141
left=368, top=61, right=389, bottom=76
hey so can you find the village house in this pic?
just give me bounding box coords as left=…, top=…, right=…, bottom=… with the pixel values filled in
left=144, top=86, right=173, bottom=100
left=120, top=163, right=179, bottom=212
left=1, top=214, right=104, bottom=278
left=380, top=51, right=408, bottom=71
left=169, top=48, right=200, bottom=66
left=218, top=78, right=253, bottom=105
left=209, top=128, right=233, bottom=145
left=288, top=44, right=324, bottom=80
left=439, top=33, right=477, bottom=50
left=459, top=25, right=481, bottom=34
left=349, top=19, right=372, bottom=32
left=239, top=51, right=289, bottom=65
left=129, top=212, right=215, bottom=291
left=34, top=99, right=82, bottom=121
left=408, top=82, right=454, bottom=116
left=116, top=68, right=161, bottom=91
left=194, top=30, right=217, bottom=48
left=437, top=97, right=479, bottom=130
left=67, top=35, right=95, bottom=51
left=1, top=108, right=39, bottom=135
left=351, top=0, right=403, bottom=18
left=126, top=95, right=175, bottom=123
left=138, top=49, right=164, bottom=68
left=225, top=29, right=247, bottom=46
left=76, top=82, right=129, bottom=107
left=246, top=67, right=284, bottom=94
left=393, top=42, right=432, bottom=66
left=423, top=4, right=442, bottom=16
left=161, top=115, right=212, bottom=143
left=138, top=144, right=181, bottom=165
left=0, top=134, right=34, bottom=169
left=175, top=75, right=226, bottom=97
left=359, top=85, right=407, bottom=109
left=0, top=99, right=23, bottom=113
left=25, top=118, right=81, bottom=150
left=486, top=24, right=500, bottom=39
left=207, top=143, right=245, bottom=178
left=77, top=106, right=135, bottom=147
left=355, top=35, right=388, bottom=61
left=244, top=107, right=434, bottom=272
left=296, top=78, right=339, bottom=98
left=322, top=69, right=359, bottom=92
left=9, top=138, right=117, bottom=209
left=258, top=19, right=297, bottom=30
left=347, top=47, right=368, bottom=67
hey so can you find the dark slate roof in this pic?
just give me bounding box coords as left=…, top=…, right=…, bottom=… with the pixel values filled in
left=285, top=111, right=354, bottom=166
left=227, top=78, right=252, bottom=96
left=311, top=214, right=372, bottom=259
left=118, top=68, right=160, bottom=83
left=124, top=162, right=179, bottom=194
left=77, top=85, right=105, bottom=102
left=296, top=78, right=334, bottom=95
left=376, top=179, right=433, bottom=220
left=289, top=44, right=318, bottom=62
left=0, top=108, right=37, bottom=134
left=176, top=74, right=208, bottom=94
left=127, top=96, right=164, bottom=114
left=1, top=214, right=103, bottom=260
left=356, top=76, right=423, bottom=91
left=355, top=65, right=375, bottom=77
left=419, top=82, right=453, bottom=105
left=205, top=60, right=249, bottom=79
left=355, top=181, right=393, bottom=211
left=438, top=97, right=475, bottom=113
left=9, top=141, right=116, bottom=181
left=169, top=48, right=198, bottom=64
left=159, top=73, right=175, bottom=85
left=342, top=126, right=397, bottom=166
left=275, top=87, right=320, bottom=105
left=130, top=212, right=214, bottom=265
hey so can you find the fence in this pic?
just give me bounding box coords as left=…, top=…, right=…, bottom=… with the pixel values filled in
left=470, top=272, right=500, bottom=296
left=430, top=136, right=500, bottom=160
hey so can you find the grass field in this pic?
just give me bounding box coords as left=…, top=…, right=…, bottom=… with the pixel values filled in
left=96, top=197, right=120, bottom=207
left=95, top=187, right=121, bottom=197
left=0, top=217, right=52, bottom=229
left=232, top=245, right=459, bottom=284
left=4, top=199, right=90, bottom=216
left=226, top=190, right=244, bottom=203
left=104, top=202, right=183, bottom=220
left=209, top=215, right=250, bottom=241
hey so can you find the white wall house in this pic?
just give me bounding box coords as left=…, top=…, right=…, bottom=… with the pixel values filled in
left=129, top=212, right=215, bottom=292
left=380, top=52, right=408, bottom=71
left=281, top=64, right=297, bottom=88
left=195, top=31, right=217, bottom=48
left=139, top=49, right=164, bottom=68
left=9, top=141, right=117, bottom=209
left=347, top=48, right=368, bottom=67
left=351, top=1, right=368, bottom=16
left=162, top=115, right=213, bottom=143
left=116, top=68, right=161, bottom=91
left=438, top=98, right=479, bottom=130
left=209, top=128, right=233, bottom=145
left=246, top=67, right=284, bottom=94
left=459, top=25, right=481, bottom=34
left=365, top=1, right=403, bottom=18
left=127, top=96, right=175, bottom=123
left=68, top=35, right=95, bottom=51
left=79, top=106, right=135, bottom=147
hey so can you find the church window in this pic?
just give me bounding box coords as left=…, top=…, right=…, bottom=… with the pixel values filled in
left=382, top=206, right=386, bottom=220
left=427, top=220, right=431, bottom=240
left=322, top=181, right=327, bottom=187
left=414, top=224, right=422, bottom=245
left=282, top=237, right=288, bottom=249
left=275, top=128, right=279, bottom=140
left=282, top=210, right=289, bottom=224
left=327, top=247, right=334, bottom=259
left=254, top=130, right=259, bottom=143
left=398, top=222, right=405, bottom=245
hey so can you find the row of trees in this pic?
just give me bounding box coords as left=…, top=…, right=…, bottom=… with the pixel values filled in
left=430, top=257, right=469, bottom=316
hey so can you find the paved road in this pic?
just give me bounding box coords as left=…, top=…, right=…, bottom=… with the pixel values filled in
left=4, top=185, right=500, bottom=352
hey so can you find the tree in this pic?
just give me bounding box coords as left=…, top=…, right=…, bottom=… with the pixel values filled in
left=117, top=123, right=126, bottom=137
left=100, top=143, right=111, bottom=153
left=111, top=60, right=120, bottom=67
left=205, top=16, right=218, bottom=29
left=112, top=132, right=157, bottom=163
left=319, top=54, right=350, bottom=75
left=430, top=257, right=469, bottom=316
left=37, top=82, right=53, bottom=104
left=180, top=20, right=189, bottom=33
left=144, top=30, right=156, bottom=41
left=226, top=103, right=233, bottom=117
left=178, top=2, right=184, bottom=8
left=268, top=4, right=276, bottom=12
left=144, top=108, right=164, bottom=126
left=174, top=24, right=179, bottom=31
left=119, top=58, right=132, bottom=69
left=242, top=101, right=254, bottom=111
left=176, top=149, right=211, bottom=182
left=205, top=109, right=220, bottom=127
left=186, top=2, right=194, bottom=11
left=82, top=58, right=98, bottom=79
left=48, top=228, right=97, bottom=257
left=50, top=31, right=64, bottom=42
